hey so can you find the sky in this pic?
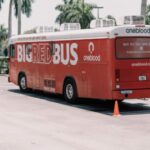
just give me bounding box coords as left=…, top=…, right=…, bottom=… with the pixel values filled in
left=0, top=0, right=149, bottom=35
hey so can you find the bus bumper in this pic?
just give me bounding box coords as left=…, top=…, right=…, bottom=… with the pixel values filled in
left=112, top=89, right=150, bottom=100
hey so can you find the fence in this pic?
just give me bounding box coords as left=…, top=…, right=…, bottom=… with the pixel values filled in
left=0, top=57, right=9, bottom=74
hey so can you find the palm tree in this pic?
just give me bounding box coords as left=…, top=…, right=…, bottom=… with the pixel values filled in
left=145, top=4, right=150, bottom=24
left=0, top=25, right=7, bottom=41
left=8, top=0, right=34, bottom=37
left=55, top=0, right=74, bottom=25
left=106, top=15, right=117, bottom=25
left=0, top=25, right=8, bottom=56
left=55, top=0, right=96, bottom=29
left=141, top=0, right=147, bottom=16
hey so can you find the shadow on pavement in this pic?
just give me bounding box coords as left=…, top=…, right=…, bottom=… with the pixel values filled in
left=8, top=89, right=150, bottom=116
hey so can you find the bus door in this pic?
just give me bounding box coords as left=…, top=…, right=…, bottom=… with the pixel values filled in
left=115, top=37, right=150, bottom=90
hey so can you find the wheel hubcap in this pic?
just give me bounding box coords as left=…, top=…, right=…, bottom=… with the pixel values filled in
left=66, top=84, right=74, bottom=99
left=20, top=77, right=26, bottom=90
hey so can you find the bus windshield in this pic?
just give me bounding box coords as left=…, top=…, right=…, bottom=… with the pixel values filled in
left=116, top=37, right=150, bottom=59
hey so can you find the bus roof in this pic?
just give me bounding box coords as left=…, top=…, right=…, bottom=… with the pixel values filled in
left=9, top=25, right=150, bottom=44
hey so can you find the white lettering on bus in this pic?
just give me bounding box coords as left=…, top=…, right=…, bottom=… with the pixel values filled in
left=17, top=44, right=32, bottom=62
left=70, top=43, right=78, bottom=65
left=83, top=55, right=101, bottom=62
left=53, top=43, right=78, bottom=65
left=53, top=44, right=61, bottom=64
left=17, top=45, right=23, bottom=62
left=131, top=62, right=150, bottom=67
left=61, top=43, right=70, bottom=65
left=17, top=43, right=78, bottom=66
left=26, top=44, right=32, bottom=62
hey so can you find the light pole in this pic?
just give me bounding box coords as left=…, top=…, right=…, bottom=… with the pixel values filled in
left=93, top=6, right=104, bottom=19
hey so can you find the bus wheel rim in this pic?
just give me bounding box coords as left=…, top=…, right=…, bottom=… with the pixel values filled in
left=20, top=77, right=26, bottom=90
left=66, top=84, right=74, bottom=99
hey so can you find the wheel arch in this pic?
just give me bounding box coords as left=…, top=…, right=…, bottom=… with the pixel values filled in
left=63, top=76, right=78, bottom=96
left=18, top=71, right=26, bottom=85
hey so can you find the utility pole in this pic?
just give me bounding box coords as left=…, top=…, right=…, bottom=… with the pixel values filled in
left=93, top=6, right=104, bottom=19
left=18, top=0, right=21, bottom=35
left=141, top=0, right=147, bottom=17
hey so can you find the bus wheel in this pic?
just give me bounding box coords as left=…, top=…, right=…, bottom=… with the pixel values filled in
left=19, top=74, right=28, bottom=92
left=63, top=79, right=77, bottom=103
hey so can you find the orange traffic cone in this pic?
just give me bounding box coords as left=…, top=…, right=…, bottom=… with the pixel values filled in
left=113, top=100, right=120, bottom=116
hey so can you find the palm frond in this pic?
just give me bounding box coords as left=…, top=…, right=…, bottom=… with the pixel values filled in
left=13, top=0, right=34, bottom=17
left=55, top=0, right=96, bottom=28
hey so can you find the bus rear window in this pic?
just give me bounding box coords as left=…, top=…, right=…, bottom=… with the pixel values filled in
left=116, top=37, right=150, bottom=59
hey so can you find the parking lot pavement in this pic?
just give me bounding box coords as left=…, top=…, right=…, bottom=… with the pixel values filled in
left=0, top=75, right=150, bottom=150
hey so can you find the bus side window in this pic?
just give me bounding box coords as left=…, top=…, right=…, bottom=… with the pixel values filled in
left=9, top=44, right=15, bottom=58
left=49, top=42, right=55, bottom=55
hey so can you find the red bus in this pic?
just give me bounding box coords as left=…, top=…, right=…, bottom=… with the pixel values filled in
left=8, top=20, right=150, bottom=115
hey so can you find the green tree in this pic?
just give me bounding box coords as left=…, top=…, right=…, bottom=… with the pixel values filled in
left=55, top=0, right=96, bottom=29
left=106, top=15, right=117, bottom=25
left=141, top=0, right=147, bottom=16
left=0, top=25, right=8, bottom=56
left=55, top=0, right=74, bottom=25
left=145, top=4, right=150, bottom=24
left=0, top=25, right=7, bottom=44
left=8, top=0, right=34, bottom=37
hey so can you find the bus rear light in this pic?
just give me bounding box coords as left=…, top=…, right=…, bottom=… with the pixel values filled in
left=115, top=69, right=120, bottom=82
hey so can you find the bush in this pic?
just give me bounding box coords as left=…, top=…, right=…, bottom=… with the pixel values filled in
left=0, top=57, right=9, bottom=74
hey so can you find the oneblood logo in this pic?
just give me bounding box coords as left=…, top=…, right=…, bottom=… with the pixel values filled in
left=83, top=42, right=101, bottom=62
left=17, top=43, right=78, bottom=66
left=126, top=28, right=150, bottom=34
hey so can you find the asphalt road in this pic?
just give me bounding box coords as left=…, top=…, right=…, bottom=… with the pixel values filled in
left=0, top=75, right=150, bottom=150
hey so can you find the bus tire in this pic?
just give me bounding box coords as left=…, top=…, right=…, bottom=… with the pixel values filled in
left=19, top=74, right=28, bottom=92
left=63, top=79, right=77, bottom=104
